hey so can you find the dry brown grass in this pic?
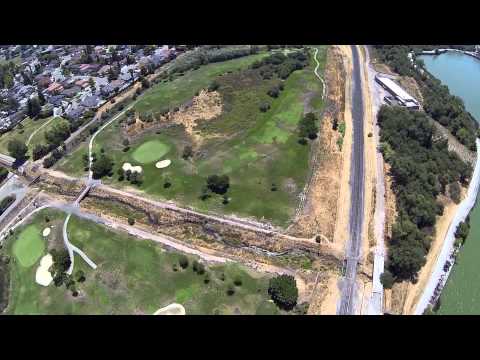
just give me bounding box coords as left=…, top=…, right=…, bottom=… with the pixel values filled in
left=288, top=46, right=346, bottom=244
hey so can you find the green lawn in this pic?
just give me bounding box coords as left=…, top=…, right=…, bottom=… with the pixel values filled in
left=437, top=202, right=480, bottom=314
left=56, top=47, right=328, bottom=226
left=12, top=224, right=44, bottom=267
left=131, top=140, right=170, bottom=164
left=0, top=116, right=61, bottom=156
left=5, top=209, right=280, bottom=315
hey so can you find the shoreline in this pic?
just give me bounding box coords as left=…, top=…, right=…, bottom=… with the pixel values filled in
left=414, top=138, right=480, bottom=315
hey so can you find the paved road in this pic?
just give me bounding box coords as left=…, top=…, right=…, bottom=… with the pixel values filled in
left=338, top=45, right=366, bottom=315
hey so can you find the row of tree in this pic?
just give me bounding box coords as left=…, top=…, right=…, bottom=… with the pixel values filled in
left=378, top=106, right=472, bottom=282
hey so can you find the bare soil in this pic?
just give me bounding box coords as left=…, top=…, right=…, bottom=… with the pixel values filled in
left=288, top=46, right=347, bottom=247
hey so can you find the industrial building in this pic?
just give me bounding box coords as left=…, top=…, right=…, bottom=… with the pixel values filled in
left=375, top=75, right=420, bottom=110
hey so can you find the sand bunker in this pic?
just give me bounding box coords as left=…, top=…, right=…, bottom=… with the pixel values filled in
left=122, top=162, right=143, bottom=173
left=155, top=159, right=171, bottom=169
left=154, top=303, right=186, bottom=315
left=35, top=254, right=53, bottom=287
left=42, top=227, right=51, bottom=237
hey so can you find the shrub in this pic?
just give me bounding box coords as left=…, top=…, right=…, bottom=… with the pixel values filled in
left=268, top=274, right=298, bottom=310
left=206, top=174, right=230, bottom=195
left=259, top=102, right=270, bottom=112
left=380, top=270, right=395, bottom=289
left=128, top=217, right=135, bottom=226
left=449, top=182, right=461, bottom=204
left=233, top=277, right=242, bottom=287
left=226, top=284, right=235, bottom=296
left=179, top=255, right=189, bottom=269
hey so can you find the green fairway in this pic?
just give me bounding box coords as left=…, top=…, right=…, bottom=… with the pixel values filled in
left=131, top=140, right=170, bottom=164
left=5, top=209, right=280, bottom=315
left=0, top=117, right=48, bottom=154
left=12, top=225, right=44, bottom=268
left=437, top=202, right=480, bottom=314
left=56, top=47, right=328, bottom=226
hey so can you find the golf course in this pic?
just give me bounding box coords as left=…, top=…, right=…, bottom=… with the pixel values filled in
left=4, top=208, right=280, bottom=315
left=56, top=47, right=327, bottom=227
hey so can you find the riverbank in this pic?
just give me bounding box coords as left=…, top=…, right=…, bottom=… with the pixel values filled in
left=414, top=138, right=480, bottom=314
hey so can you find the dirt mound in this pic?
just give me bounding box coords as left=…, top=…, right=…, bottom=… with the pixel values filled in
left=124, top=90, right=223, bottom=147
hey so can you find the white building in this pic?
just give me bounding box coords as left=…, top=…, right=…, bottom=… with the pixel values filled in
left=375, top=75, right=420, bottom=110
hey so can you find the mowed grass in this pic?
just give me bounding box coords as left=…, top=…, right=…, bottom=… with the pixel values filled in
left=0, top=116, right=55, bottom=155
left=6, top=209, right=279, bottom=315
left=437, top=202, right=480, bottom=314
left=12, top=224, right=44, bottom=267
left=131, top=140, right=170, bottom=164
left=55, top=53, right=268, bottom=178
left=56, top=47, right=328, bottom=226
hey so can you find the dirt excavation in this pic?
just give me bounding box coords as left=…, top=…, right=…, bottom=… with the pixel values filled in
left=124, top=90, right=223, bottom=148
left=289, top=46, right=347, bottom=247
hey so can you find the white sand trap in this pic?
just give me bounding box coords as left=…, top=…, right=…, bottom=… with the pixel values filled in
left=35, top=254, right=53, bottom=287
left=155, top=159, right=171, bottom=169
left=122, top=162, right=142, bottom=173
left=42, top=227, right=51, bottom=237
left=154, top=303, right=186, bottom=315
left=122, top=162, right=133, bottom=172
left=131, top=165, right=143, bottom=173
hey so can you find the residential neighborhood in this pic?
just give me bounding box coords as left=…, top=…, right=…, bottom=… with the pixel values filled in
left=0, top=45, right=177, bottom=132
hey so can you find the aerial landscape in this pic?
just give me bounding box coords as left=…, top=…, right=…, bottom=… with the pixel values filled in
left=0, top=44, right=479, bottom=315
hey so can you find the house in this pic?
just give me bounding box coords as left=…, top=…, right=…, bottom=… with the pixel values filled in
left=65, top=102, right=85, bottom=120
left=98, top=64, right=111, bottom=76
left=75, top=79, right=90, bottom=88
left=61, top=85, right=82, bottom=98
left=110, top=79, right=125, bottom=92
left=46, top=82, right=64, bottom=95
left=80, top=95, right=101, bottom=109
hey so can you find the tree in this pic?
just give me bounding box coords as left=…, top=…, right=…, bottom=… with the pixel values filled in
left=178, top=255, right=189, bottom=269
left=267, top=85, right=281, bottom=98
left=32, top=144, right=49, bottom=161
left=208, top=80, right=219, bottom=92
left=0, top=167, right=8, bottom=183
left=268, top=275, right=298, bottom=310
left=75, top=270, right=86, bottom=283
left=206, top=174, right=230, bottom=195
left=7, top=139, right=28, bottom=161
left=380, top=270, right=395, bottom=289
left=449, top=182, right=461, bottom=204
left=27, top=97, right=41, bottom=118
left=259, top=102, right=270, bottom=112
left=182, top=145, right=193, bottom=160
left=128, top=217, right=135, bottom=226
left=37, top=89, right=46, bottom=106
left=91, top=154, right=114, bottom=179
left=141, top=77, right=150, bottom=89
left=298, top=112, right=318, bottom=140
left=455, top=221, right=470, bottom=245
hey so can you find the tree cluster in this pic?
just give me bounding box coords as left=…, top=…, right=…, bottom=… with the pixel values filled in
left=252, top=50, right=309, bottom=80
left=378, top=106, right=472, bottom=281
left=268, top=274, right=298, bottom=311
left=92, top=154, right=114, bottom=179
left=371, top=45, right=478, bottom=151
left=298, top=112, right=319, bottom=141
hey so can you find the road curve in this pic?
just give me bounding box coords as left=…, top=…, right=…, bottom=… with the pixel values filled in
left=338, top=45, right=366, bottom=315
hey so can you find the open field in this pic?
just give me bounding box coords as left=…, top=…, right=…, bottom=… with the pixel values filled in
left=437, top=202, right=480, bottom=314
left=57, top=48, right=327, bottom=226
left=0, top=116, right=61, bottom=156
left=4, top=208, right=280, bottom=315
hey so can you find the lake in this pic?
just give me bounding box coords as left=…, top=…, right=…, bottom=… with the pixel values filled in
left=420, top=52, right=480, bottom=314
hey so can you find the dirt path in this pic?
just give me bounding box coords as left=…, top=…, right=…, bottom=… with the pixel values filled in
left=26, top=116, right=57, bottom=147
left=402, top=198, right=460, bottom=314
